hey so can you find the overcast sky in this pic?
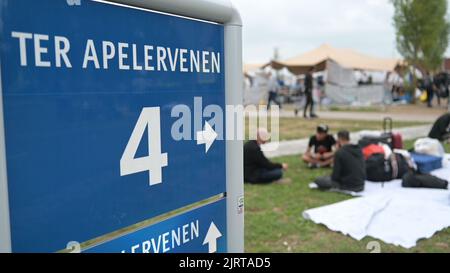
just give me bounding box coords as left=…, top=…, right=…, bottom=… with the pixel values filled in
left=233, top=0, right=450, bottom=64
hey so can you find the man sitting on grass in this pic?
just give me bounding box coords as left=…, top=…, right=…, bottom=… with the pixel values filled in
left=302, top=124, right=336, bottom=169
left=313, top=130, right=365, bottom=193
left=244, top=128, right=290, bottom=184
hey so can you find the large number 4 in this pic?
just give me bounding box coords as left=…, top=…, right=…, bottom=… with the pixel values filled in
left=120, top=107, right=168, bottom=186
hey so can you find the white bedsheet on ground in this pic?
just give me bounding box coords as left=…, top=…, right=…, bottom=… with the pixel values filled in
left=303, top=156, right=450, bottom=249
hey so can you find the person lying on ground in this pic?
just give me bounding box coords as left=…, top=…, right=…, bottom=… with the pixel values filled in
left=428, top=112, right=450, bottom=142
left=302, top=124, right=336, bottom=169
left=244, top=128, right=290, bottom=184
left=313, top=130, right=366, bottom=193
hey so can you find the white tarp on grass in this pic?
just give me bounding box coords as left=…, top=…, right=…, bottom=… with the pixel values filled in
left=303, top=156, right=450, bottom=249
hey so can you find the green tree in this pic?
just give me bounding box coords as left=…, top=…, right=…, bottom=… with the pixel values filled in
left=392, top=0, right=450, bottom=101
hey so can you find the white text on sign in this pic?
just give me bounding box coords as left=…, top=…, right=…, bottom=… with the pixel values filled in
left=11, top=31, right=221, bottom=73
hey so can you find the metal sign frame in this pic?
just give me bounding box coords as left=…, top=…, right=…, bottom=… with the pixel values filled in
left=0, top=64, right=12, bottom=253
left=0, top=0, right=243, bottom=253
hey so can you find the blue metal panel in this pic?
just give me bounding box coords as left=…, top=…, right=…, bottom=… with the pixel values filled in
left=0, top=0, right=225, bottom=252
left=85, top=199, right=227, bottom=253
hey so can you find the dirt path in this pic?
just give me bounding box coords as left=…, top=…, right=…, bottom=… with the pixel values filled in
left=266, top=104, right=448, bottom=122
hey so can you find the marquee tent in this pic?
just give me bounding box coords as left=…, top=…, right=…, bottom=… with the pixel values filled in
left=271, top=44, right=401, bottom=75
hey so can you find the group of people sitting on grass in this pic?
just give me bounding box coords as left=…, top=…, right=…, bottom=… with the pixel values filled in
left=244, top=113, right=450, bottom=192
left=244, top=125, right=366, bottom=192
left=244, top=112, right=450, bottom=193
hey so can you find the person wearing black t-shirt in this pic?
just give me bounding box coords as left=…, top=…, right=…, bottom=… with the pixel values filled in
left=302, top=125, right=336, bottom=168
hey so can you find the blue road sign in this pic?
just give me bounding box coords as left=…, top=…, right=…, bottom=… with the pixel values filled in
left=0, top=0, right=226, bottom=252
left=85, top=199, right=227, bottom=253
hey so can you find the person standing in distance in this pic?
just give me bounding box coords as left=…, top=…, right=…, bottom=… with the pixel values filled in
left=304, top=67, right=318, bottom=119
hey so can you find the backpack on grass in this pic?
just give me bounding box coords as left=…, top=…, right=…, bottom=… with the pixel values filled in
left=366, top=153, right=410, bottom=182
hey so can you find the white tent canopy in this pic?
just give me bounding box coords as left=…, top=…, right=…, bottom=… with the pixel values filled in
left=272, top=44, right=401, bottom=75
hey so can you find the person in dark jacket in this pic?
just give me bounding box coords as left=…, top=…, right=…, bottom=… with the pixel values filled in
left=314, top=130, right=366, bottom=192
left=424, top=72, right=434, bottom=108
left=244, top=128, right=289, bottom=184
left=266, top=72, right=281, bottom=110
left=303, top=68, right=318, bottom=119
left=428, top=112, right=450, bottom=141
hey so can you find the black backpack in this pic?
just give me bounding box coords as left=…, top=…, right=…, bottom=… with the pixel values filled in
left=366, top=153, right=410, bottom=182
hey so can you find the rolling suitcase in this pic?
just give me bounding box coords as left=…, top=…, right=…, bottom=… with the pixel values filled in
left=359, top=118, right=403, bottom=149
left=384, top=118, right=404, bottom=149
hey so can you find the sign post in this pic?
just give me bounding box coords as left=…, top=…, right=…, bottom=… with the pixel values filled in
left=0, top=0, right=243, bottom=253
left=0, top=66, right=12, bottom=253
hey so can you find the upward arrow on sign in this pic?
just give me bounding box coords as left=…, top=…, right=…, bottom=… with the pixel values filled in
left=202, top=222, right=222, bottom=253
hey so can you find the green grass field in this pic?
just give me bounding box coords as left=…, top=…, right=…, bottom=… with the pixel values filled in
left=245, top=117, right=427, bottom=141
left=244, top=141, right=450, bottom=253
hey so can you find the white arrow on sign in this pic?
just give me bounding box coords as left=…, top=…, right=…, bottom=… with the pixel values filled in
left=202, top=222, right=222, bottom=253
left=196, top=122, right=218, bottom=154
